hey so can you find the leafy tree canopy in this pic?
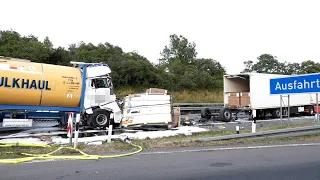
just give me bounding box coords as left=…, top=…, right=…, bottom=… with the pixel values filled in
left=0, top=30, right=226, bottom=92
left=241, top=54, right=320, bottom=75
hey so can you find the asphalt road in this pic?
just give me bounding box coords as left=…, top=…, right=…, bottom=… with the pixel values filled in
left=1, top=142, right=320, bottom=180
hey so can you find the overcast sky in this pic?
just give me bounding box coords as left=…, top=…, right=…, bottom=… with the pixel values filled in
left=1, top=0, right=319, bottom=74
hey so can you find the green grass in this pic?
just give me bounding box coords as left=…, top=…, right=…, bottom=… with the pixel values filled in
left=0, top=146, right=57, bottom=159
left=115, top=87, right=224, bottom=103
left=170, top=90, right=223, bottom=103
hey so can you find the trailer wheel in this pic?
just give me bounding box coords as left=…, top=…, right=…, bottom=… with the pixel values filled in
left=91, top=109, right=111, bottom=128
left=309, top=105, right=314, bottom=115
left=219, top=107, right=232, bottom=122
left=272, top=109, right=281, bottom=118
left=201, top=108, right=211, bottom=119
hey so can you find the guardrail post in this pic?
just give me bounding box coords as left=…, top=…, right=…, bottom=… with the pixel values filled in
left=74, top=114, right=80, bottom=149
left=107, top=124, right=113, bottom=143
left=236, top=126, right=240, bottom=134
left=252, top=119, right=256, bottom=133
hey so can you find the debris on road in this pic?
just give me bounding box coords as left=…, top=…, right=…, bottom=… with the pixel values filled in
left=119, top=126, right=208, bottom=140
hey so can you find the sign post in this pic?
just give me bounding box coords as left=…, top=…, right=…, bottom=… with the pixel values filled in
left=316, top=93, right=319, bottom=121
left=67, top=112, right=73, bottom=146
left=270, top=73, right=320, bottom=122
left=74, top=114, right=80, bottom=148
left=288, top=95, right=290, bottom=121
left=280, top=95, right=283, bottom=120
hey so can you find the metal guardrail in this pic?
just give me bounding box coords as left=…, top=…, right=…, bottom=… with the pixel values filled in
left=175, top=107, right=222, bottom=111
left=173, top=103, right=224, bottom=111
left=185, top=125, right=320, bottom=142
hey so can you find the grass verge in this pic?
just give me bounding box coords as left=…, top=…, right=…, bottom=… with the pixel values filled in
left=2, top=134, right=319, bottom=160
left=2, top=134, right=320, bottom=160
left=0, top=122, right=319, bottom=160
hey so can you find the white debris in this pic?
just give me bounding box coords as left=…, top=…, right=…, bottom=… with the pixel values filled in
left=0, top=137, right=48, bottom=145
left=51, top=135, right=120, bottom=145
left=120, top=126, right=208, bottom=140
left=87, top=141, right=103, bottom=145
left=0, top=126, right=209, bottom=146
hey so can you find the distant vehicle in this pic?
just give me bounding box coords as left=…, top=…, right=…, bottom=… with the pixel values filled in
left=201, top=73, right=317, bottom=121
left=0, top=56, right=122, bottom=129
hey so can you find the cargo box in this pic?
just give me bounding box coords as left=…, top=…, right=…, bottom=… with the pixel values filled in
left=121, top=88, right=173, bottom=127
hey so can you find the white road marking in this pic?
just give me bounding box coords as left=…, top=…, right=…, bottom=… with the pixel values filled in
left=24, top=159, right=57, bottom=164
left=140, top=142, right=320, bottom=155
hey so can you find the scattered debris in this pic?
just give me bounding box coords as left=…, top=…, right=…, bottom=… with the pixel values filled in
left=120, top=126, right=208, bottom=140
left=51, top=135, right=120, bottom=145
left=87, top=141, right=103, bottom=146
left=0, top=126, right=209, bottom=145
left=0, top=137, right=49, bottom=145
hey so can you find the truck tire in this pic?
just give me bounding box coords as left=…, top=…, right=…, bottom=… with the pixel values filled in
left=91, top=109, right=111, bottom=128
left=201, top=108, right=211, bottom=119
left=308, top=105, right=314, bottom=116
left=58, top=113, right=68, bottom=128
left=219, top=107, right=232, bottom=122
left=272, top=109, right=280, bottom=118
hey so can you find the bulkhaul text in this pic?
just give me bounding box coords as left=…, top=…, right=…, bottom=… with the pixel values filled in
left=0, top=77, right=51, bottom=90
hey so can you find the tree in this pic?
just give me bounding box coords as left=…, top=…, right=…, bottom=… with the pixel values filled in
left=43, top=36, right=53, bottom=50
left=241, top=54, right=284, bottom=74
left=157, top=34, right=227, bottom=91
left=241, top=53, right=320, bottom=76
left=48, top=47, right=71, bottom=65
left=159, top=34, right=197, bottom=65
left=0, top=28, right=230, bottom=93
left=241, top=60, right=254, bottom=73
left=0, top=30, right=52, bottom=62
left=283, top=62, right=301, bottom=75
left=300, top=60, right=320, bottom=74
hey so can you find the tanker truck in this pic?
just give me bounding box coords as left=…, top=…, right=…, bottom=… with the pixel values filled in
left=0, top=56, right=122, bottom=129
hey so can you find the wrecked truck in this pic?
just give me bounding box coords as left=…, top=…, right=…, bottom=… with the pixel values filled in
left=0, top=56, right=122, bottom=129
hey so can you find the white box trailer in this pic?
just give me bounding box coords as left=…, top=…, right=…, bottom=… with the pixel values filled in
left=121, top=88, right=174, bottom=128
left=222, top=72, right=317, bottom=120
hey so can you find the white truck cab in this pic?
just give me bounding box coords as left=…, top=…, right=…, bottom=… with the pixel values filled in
left=70, top=61, right=122, bottom=128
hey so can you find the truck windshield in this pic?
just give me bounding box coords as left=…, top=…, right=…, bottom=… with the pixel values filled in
left=91, top=77, right=113, bottom=89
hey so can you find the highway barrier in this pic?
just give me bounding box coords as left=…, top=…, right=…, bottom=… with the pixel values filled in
left=190, top=125, right=320, bottom=142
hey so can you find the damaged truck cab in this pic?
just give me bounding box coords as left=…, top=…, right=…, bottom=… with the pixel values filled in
left=79, top=62, right=122, bottom=128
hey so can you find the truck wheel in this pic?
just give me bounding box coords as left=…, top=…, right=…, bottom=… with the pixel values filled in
left=309, top=105, right=314, bottom=115
left=258, top=110, right=265, bottom=119
left=219, top=107, right=232, bottom=122
left=58, top=113, right=67, bottom=128
left=201, top=108, right=211, bottom=119
left=272, top=109, right=280, bottom=118
left=91, top=109, right=111, bottom=128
